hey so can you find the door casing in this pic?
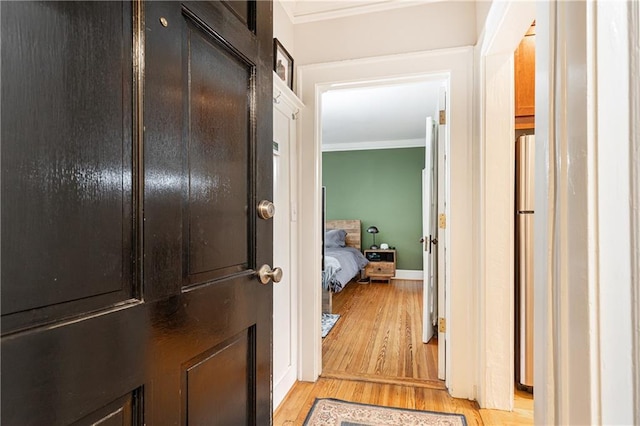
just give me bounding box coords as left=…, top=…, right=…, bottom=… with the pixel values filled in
left=297, top=47, right=475, bottom=399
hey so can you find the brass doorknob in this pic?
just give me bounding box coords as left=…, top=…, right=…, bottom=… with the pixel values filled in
left=257, top=264, right=283, bottom=284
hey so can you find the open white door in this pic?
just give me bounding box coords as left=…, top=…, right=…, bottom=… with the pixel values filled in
left=422, top=117, right=437, bottom=343
left=437, top=85, right=447, bottom=381
left=272, top=82, right=301, bottom=410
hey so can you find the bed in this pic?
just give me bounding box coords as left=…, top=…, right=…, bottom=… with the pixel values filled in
left=322, top=220, right=369, bottom=293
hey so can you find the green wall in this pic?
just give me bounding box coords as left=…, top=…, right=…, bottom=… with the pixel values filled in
left=322, top=147, right=425, bottom=270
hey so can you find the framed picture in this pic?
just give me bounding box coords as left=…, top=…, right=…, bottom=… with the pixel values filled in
left=273, top=38, right=294, bottom=90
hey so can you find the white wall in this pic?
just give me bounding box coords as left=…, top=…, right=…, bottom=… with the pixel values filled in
left=293, top=1, right=477, bottom=65
left=475, top=0, right=493, bottom=40
left=534, top=1, right=639, bottom=424
left=274, top=0, right=295, bottom=58
left=274, top=0, right=297, bottom=92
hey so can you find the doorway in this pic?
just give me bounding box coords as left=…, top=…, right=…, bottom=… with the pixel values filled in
left=319, top=78, right=447, bottom=386
left=297, top=48, right=475, bottom=399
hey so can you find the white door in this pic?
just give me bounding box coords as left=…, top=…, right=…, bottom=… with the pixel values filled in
left=272, top=89, right=299, bottom=410
left=422, top=117, right=438, bottom=343
left=437, top=85, right=448, bottom=381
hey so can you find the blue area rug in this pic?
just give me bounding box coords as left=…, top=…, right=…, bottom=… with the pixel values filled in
left=321, top=313, right=340, bottom=338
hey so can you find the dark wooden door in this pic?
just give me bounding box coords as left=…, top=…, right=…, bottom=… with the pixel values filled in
left=1, top=1, right=273, bottom=424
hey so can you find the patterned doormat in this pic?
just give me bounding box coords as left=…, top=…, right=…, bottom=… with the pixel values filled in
left=303, top=398, right=467, bottom=426
left=321, top=313, right=340, bottom=338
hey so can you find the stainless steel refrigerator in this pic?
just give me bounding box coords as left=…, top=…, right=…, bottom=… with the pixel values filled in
left=515, top=134, right=534, bottom=392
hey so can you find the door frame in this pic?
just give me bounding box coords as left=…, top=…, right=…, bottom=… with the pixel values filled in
left=534, top=1, right=640, bottom=424
left=475, top=0, right=535, bottom=410
left=272, top=75, right=303, bottom=410
left=296, top=46, right=475, bottom=399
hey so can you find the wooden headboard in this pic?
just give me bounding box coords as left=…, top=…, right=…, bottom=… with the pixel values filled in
left=325, top=219, right=361, bottom=250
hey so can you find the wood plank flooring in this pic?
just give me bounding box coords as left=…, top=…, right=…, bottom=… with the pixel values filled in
left=322, top=279, right=442, bottom=387
left=274, top=278, right=534, bottom=425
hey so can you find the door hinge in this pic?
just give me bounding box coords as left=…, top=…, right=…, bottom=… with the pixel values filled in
left=438, top=317, right=446, bottom=333
left=439, top=213, right=446, bottom=229
left=439, top=109, right=446, bottom=124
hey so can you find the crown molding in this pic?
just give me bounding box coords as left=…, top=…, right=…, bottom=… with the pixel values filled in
left=278, top=0, right=297, bottom=23
left=321, top=138, right=424, bottom=152
left=291, top=0, right=431, bottom=25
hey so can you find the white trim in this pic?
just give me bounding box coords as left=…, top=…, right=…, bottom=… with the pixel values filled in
left=322, top=138, right=424, bottom=152
left=291, top=0, right=428, bottom=25
left=479, top=1, right=534, bottom=56
left=629, top=1, right=640, bottom=422
left=535, top=1, right=639, bottom=423
left=274, top=71, right=304, bottom=111
left=297, top=45, right=475, bottom=399
left=533, top=2, right=555, bottom=424
left=297, top=48, right=470, bottom=72
left=394, top=269, right=423, bottom=280
left=594, top=1, right=636, bottom=424
left=475, top=0, right=534, bottom=411
left=277, top=0, right=296, bottom=24
left=477, top=51, right=516, bottom=411
left=295, top=75, right=323, bottom=382
left=548, top=3, right=596, bottom=423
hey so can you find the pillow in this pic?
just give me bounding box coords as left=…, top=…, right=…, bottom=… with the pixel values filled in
left=324, top=229, right=347, bottom=248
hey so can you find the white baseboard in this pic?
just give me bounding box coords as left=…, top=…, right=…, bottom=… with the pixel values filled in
left=394, top=269, right=423, bottom=280
left=273, top=366, right=297, bottom=412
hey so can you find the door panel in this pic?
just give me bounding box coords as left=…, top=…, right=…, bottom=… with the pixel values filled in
left=1, top=1, right=135, bottom=331
left=1, top=304, right=147, bottom=425
left=144, top=1, right=273, bottom=423
left=429, top=122, right=439, bottom=330
left=221, top=0, right=256, bottom=31
left=185, top=18, right=251, bottom=281
left=423, top=116, right=439, bottom=344
left=422, top=117, right=435, bottom=344
left=184, top=329, right=254, bottom=425
left=74, top=389, right=142, bottom=426
left=2, top=1, right=273, bottom=424
left=70, top=389, right=142, bottom=426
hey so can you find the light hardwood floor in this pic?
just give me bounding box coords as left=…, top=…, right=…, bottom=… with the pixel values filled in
left=323, top=279, right=442, bottom=388
left=274, top=279, right=534, bottom=425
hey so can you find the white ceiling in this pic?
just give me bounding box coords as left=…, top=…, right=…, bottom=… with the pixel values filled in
left=282, top=0, right=450, bottom=152
left=282, top=0, right=442, bottom=24
left=321, top=80, right=445, bottom=151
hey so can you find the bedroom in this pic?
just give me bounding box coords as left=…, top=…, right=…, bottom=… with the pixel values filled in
left=319, top=79, right=445, bottom=386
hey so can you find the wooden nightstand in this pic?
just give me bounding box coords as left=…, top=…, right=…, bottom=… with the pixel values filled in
left=364, top=249, right=396, bottom=283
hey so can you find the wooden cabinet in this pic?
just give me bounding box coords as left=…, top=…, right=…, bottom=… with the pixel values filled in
left=364, top=249, right=396, bottom=282
left=515, top=23, right=536, bottom=130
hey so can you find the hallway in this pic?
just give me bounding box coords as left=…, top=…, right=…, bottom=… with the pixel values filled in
left=275, top=279, right=533, bottom=425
